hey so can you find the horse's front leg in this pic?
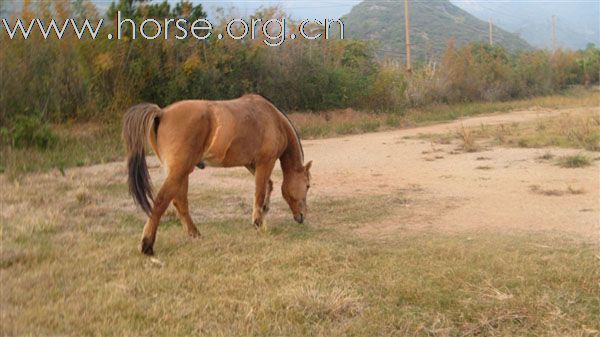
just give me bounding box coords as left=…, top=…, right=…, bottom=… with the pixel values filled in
left=246, top=164, right=274, bottom=214
left=263, top=179, right=273, bottom=213
left=252, top=161, right=275, bottom=228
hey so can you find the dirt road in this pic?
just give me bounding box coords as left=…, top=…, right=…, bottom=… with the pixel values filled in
left=140, top=106, right=599, bottom=242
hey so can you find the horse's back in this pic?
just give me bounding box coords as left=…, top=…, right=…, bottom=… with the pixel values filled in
left=157, top=96, right=288, bottom=169
left=203, top=95, right=288, bottom=167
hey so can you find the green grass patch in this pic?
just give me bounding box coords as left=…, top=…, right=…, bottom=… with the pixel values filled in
left=1, top=123, right=123, bottom=179
left=558, top=154, right=592, bottom=168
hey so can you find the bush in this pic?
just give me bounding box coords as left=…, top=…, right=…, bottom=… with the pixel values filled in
left=367, top=65, right=407, bottom=112
left=513, top=50, right=554, bottom=96
left=435, top=42, right=515, bottom=103
left=7, top=115, right=57, bottom=149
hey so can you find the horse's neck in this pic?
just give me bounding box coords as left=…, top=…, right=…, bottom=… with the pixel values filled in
left=280, top=129, right=303, bottom=174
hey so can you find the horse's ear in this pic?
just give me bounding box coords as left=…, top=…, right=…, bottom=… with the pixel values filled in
left=304, top=160, right=313, bottom=172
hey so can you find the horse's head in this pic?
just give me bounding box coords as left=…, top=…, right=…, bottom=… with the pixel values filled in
left=282, top=160, right=312, bottom=223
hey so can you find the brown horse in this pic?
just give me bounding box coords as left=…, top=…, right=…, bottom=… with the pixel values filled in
left=122, top=94, right=312, bottom=255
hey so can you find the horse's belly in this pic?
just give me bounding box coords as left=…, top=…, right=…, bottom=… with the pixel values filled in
left=201, top=116, right=266, bottom=167
left=201, top=148, right=226, bottom=167
left=201, top=156, right=222, bottom=167
left=202, top=143, right=254, bottom=168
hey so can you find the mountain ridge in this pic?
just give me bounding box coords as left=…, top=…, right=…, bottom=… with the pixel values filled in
left=342, top=0, right=531, bottom=60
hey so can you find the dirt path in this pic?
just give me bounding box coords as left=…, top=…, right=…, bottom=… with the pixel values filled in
left=310, top=107, right=600, bottom=239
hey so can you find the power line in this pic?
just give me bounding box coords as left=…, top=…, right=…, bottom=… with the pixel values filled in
left=404, top=0, right=411, bottom=72
left=551, top=15, right=557, bottom=51
left=489, top=17, right=493, bottom=45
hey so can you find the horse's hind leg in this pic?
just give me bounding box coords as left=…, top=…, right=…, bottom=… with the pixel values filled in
left=172, top=176, right=200, bottom=238
left=140, top=171, right=186, bottom=255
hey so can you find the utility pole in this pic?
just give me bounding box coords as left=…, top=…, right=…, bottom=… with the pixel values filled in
left=404, top=0, right=411, bottom=72
left=488, top=18, right=493, bottom=45
left=551, top=15, right=557, bottom=52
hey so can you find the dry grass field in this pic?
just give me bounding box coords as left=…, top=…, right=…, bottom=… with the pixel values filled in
left=1, top=103, right=599, bottom=336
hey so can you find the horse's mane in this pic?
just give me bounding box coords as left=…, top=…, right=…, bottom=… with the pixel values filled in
left=259, top=95, right=304, bottom=162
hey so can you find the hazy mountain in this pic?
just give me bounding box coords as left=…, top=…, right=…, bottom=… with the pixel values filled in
left=0, top=0, right=15, bottom=16
left=201, top=0, right=361, bottom=21
left=0, top=0, right=359, bottom=21
left=452, top=0, right=600, bottom=50
left=342, top=0, right=530, bottom=60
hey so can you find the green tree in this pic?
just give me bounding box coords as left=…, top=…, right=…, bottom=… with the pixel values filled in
left=172, top=1, right=206, bottom=21
left=577, top=43, right=600, bottom=85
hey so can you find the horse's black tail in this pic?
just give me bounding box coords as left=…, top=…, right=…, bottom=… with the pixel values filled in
left=122, top=103, right=163, bottom=216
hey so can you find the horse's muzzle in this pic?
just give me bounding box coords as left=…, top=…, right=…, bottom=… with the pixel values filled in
left=294, top=213, right=304, bottom=224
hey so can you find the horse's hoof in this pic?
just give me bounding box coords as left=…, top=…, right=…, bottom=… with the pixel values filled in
left=188, top=228, right=201, bottom=238
left=140, top=237, right=154, bottom=256
left=253, top=219, right=262, bottom=229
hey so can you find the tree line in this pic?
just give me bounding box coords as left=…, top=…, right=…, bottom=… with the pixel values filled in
left=1, top=0, right=598, bottom=148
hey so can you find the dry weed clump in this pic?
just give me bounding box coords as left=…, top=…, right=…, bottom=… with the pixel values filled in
left=278, top=285, right=364, bottom=323
left=529, top=184, right=586, bottom=196
left=416, top=110, right=600, bottom=153
left=457, top=125, right=479, bottom=152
